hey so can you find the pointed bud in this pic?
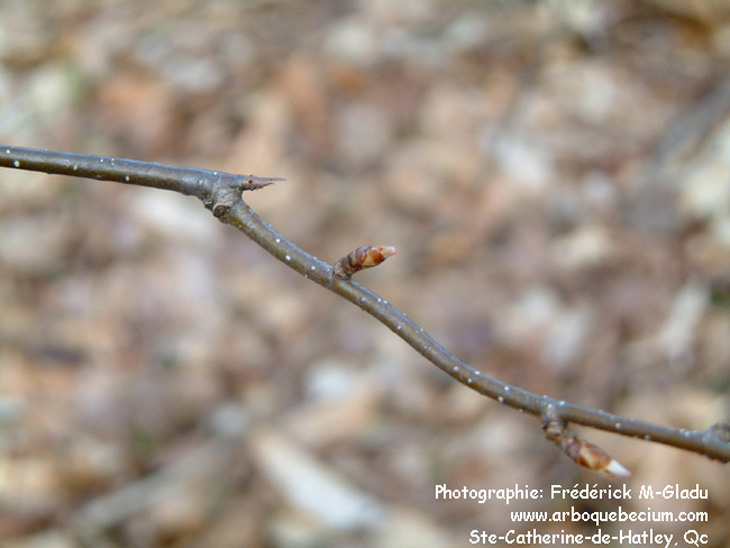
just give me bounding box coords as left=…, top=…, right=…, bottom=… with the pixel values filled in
left=239, top=175, right=285, bottom=191
left=544, top=418, right=632, bottom=479
left=333, top=245, right=397, bottom=279
left=558, top=431, right=632, bottom=479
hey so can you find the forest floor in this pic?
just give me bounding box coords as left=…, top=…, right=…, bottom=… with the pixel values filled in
left=1, top=1, right=730, bottom=546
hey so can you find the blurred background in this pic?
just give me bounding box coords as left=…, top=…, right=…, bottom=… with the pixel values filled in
left=1, top=0, right=730, bottom=546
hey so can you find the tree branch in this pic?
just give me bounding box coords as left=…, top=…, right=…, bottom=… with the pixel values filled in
left=2, top=144, right=729, bottom=474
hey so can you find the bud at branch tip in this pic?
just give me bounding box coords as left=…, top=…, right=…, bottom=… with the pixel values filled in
left=240, top=175, right=285, bottom=191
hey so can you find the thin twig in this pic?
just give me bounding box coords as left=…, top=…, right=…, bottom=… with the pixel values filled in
left=2, top=145, right=729, bottom=471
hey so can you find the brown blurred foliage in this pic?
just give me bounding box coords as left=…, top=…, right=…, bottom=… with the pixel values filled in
left=1, top=1, right=730, bottom=546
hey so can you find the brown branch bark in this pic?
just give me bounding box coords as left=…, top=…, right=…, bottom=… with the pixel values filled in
left=2, top=145, right=729, bottom=473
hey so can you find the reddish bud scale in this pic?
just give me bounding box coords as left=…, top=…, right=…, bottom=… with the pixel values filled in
left=547, top=423, right=631, bottom=479
left=333, top=245, right=397, bottom=279
left=560, top=434, right=610, bottom=470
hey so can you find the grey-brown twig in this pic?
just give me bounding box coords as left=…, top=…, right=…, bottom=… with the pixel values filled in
left=2, top=144, right=729, bottom=473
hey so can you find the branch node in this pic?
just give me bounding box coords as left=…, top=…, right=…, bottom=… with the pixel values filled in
left=333, top=245, right=397, bottom=279
left=542, top=418, right=565, bottom=443
left=213, top=203, right=231, bottom=218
